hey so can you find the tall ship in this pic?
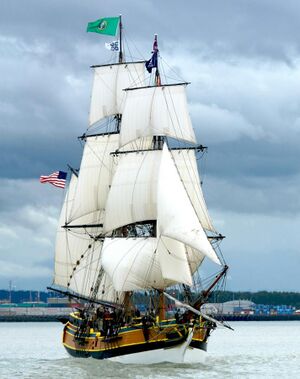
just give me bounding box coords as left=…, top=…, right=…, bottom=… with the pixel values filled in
left=48, top=16, right=230, bottom=364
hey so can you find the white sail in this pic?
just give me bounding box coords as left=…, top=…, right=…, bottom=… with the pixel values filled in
left=55, top=219, right=120, bottom=302
left=158, top=145, right=220, bottom=265
left=118, top=136, right=154, bottom=153
left=69, top=134, right=119, bottom=223
left=89, top=62, right=145, bottom=126
left=101, top=237, right=193, bottom=291
left=54, top=173, right=76, bottom=289
left=185, top=245, right=205, bottom=274
left=158, top=236, right=193, bottom=285
left=104, top=150, right=161, bottom=233
left=54, top=175, right=120, bottom=303
left=120, top=84, right=196, bottom=148
left=54, top=175, right=101, bottom=291
left=55, top=226, right=119, bottom=303
left=171, top=149, right=216, bottom=233
left=57, top=173, right=77, bottom=227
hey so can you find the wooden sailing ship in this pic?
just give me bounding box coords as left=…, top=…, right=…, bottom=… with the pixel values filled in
left=48, top=16, right=229, bottom=364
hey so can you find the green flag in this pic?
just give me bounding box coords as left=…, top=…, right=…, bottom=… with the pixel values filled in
left=87, top=17, right=119, bottom=36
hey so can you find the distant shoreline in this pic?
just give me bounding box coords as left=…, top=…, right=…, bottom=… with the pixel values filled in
left=0, top=315, right=63, bottom=322
left=216, top=314, right=300, bottom=322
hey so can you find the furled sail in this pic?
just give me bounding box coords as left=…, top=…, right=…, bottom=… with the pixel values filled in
left=171, top=149, right=216, bottom=233
left=89, top=62, right=146, bottom=126
left=104, top=150, right=162, bottom=233
left=68, top=134, right=119, bottom=223
left=101, top=237, right=193, bottom=291
left=158, top=145, right=220, bottom=265
left=120, top=84, right=196, bottom=148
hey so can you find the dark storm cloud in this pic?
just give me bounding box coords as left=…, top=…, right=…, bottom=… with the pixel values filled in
left=0, top=33, right=89, bottom=177
left=153, top=0, right=300, bottom=61
left=1, top=0, right=300, bottom=60
left=204, top=138, right=300, bottom=181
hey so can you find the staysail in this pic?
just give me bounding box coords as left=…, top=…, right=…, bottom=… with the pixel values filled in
left=158, top=145, right=220, bottom=265
left=171, top=149, right=216, bottom=233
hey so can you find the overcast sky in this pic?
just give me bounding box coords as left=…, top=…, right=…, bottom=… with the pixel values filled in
left=0, top=0, right=299, bottom=292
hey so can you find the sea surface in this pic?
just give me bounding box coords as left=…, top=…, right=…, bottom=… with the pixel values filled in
left=0, top=321, right=299, bottom=378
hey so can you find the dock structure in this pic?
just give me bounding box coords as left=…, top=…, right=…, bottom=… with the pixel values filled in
left=0, top=301, right=74, bottom=322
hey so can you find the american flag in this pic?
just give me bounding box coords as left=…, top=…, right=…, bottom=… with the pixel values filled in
left=39, top=171, right=67, bottom=188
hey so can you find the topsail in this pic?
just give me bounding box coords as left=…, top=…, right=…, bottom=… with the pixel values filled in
left=89, top=62, right=146, bottom=126
left=120, top=84, right=196, bottom=147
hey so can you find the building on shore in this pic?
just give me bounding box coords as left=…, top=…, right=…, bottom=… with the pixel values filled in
left=202, top=300, right=296, bottom=316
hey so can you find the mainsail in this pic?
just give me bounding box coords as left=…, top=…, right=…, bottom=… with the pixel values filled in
left=101, top=237, right=193, bottom=291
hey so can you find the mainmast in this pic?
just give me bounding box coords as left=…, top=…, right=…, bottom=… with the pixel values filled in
left=153, top=34, right=161, bottom=87
left=158, top=291, right=166, bottom=321
left=148, top=34, right=163, bottom=149
left=153, top=35, right=164, bottom=315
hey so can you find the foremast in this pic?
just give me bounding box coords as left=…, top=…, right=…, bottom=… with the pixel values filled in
left=118, top=14, right=123, bottom=63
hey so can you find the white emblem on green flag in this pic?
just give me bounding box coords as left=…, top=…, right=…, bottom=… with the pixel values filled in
left=87, top=17, right=120, bottom=36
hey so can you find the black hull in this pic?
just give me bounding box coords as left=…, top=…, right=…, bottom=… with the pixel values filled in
left=64, top=335, right=188, bottom=360
left=189, top=339, right=207, bottom=351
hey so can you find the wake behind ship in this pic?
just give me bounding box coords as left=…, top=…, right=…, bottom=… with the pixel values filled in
left=48, top=16, right=230, bottom=364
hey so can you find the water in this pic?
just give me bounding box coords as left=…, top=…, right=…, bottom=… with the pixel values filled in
left=0, top=321, right=299, bottom=378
